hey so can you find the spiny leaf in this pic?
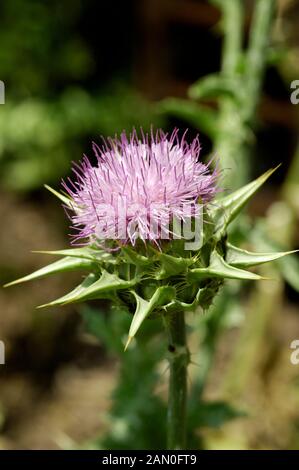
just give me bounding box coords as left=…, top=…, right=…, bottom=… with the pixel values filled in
left=33, top=246, right=116, bottom=264
left=44, top=184, right=74, bottom=209
left=155, top=253, right=193, bottom=280
left=38, top=270, right=136, bottom=308
left=4, top=256, right=94, bottom=287
left=226, top=243, right=296, bottom=268
left=121, top=246, right=151, bottom=266
left=59, top=270, right=138, bottom=304
left=125, top=286, right=176, bottom=349
left=37, top=273, right=97, bottom=308
left=250, top=227, right=299, bottom=292
left=188, top=251, right=262, bottom=282
left=163, top=286, right=205, bottom=313
left=210, top=166, right=280, bottom=236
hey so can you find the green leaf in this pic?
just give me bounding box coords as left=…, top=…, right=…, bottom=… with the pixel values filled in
left=121, top=246, right=151, bottom=266
left=210, top=166, right=280, bottom=236
left=226, top=243, right=295, bottom=268
left=250, top=225, right=299, bottom=292
left=189, top=400, right=246, bottom=429
left=33, top=246, right=116, bottom=264
left=188, top=74, right=242, bottom=102
left=163, top=285, right=208, bottom=313
left=157, top=98, right=218, bottom=139
left=37, top=273, right=97, bottom=308
left=155, top=253, right=193, bottom=280
left=44, top=184, right=74, bottom=209
left=61, top=270, right=137, bottom=304
left=188, top=251, right=262, bottom=282
left=4, top=256, right=94, bottom=287
left=126, top=286, right=176, bottom=349
left=80, top=304, right=132, bottom=354
left=38, top=270, right=137, bottom=308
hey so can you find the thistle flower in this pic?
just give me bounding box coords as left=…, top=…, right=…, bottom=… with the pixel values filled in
left=63, top=129, right=218, bottom=246
left=6, top=140, right=289, bottom=343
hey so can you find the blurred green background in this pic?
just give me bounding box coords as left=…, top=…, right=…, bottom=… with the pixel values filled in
left=0, top=0, right=299, bottom=450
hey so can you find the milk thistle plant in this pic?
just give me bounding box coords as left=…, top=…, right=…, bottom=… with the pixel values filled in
left=6, top=129, right=292, bottom=450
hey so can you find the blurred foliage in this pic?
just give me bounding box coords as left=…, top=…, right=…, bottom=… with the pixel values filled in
left=0, top=84, right=162, bottom=190
left=0, top=0, right=93, bottom=96
left=0, top=0, right=164, bottom=190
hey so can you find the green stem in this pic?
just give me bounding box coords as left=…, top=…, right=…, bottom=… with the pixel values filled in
left=244, top=0, right=275, bottom=122
left=214, top=0, right=247, bottom=187
left=214, top=0, right=275, bottom=188
left=221, top=0, right=243, bottom=74
left=164, top=310, right=189, bottom=450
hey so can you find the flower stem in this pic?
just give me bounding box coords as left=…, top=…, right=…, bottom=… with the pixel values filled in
left=164, top=310, right=189, bottom=450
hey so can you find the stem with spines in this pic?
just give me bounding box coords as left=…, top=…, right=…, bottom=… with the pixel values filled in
left=164, top=310, right=190, bottom=450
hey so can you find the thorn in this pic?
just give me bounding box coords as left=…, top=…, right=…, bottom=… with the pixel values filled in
left=124, top=336, right=132, bottom=351
left=3, top=279, right=23, bottom=288
left=37, top=300, right=69, bottom=309
left=271, top=163, right=282, bottom=172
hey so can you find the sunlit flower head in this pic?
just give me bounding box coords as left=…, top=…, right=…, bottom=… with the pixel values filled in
left=63, top=129, right=218, bottom=246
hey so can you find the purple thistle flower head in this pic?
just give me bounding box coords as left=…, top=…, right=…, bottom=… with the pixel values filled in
left=63, top=129, right=218, bottom=246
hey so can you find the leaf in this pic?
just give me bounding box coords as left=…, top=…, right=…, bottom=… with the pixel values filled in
left=4, top=256, right=94, bottom=287
left=163, top=285, right=207, bottom=313
left=121, top=246, right=151, bottom=266
left=37, top=273, right=97, bottom=308
left=210, top=166, right=280, bottom=236
left=44, top=184, right=74, bottom=209
left=157, top=98, right=218, bottom=139
left=61, top=270, right=137, bottom=304
left=33, top=246, right=116, bottom=264
left=188, top=74, right=242, bottom=102
left=226, top=243, right=296, bottom=268
left=38, top=270, right=137, bottom=308
left=155, top=253, right=193, bottom=280
left=80, top=304, right=131, bottom=352
left=126, top=286, right=176, bottom=349
left=189, top=400, right=246, bottom=429
left=188, top=251, right=262, bottom=282
left=250, top=225, right=299, bottom=292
